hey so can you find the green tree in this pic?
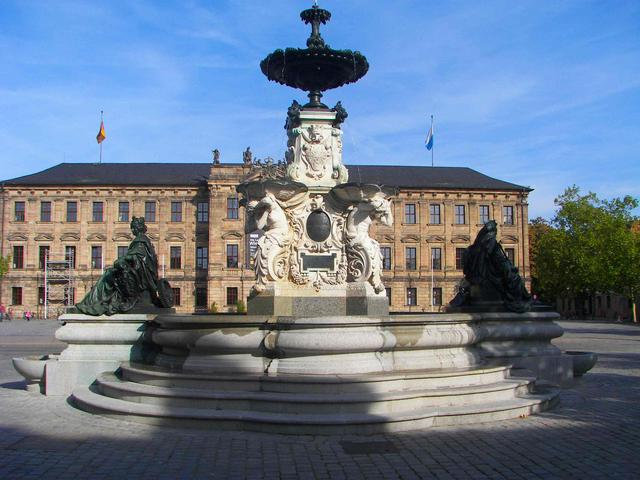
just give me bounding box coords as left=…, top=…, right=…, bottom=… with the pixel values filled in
left=529, top=217, right=552, bottom=298
left=236, top=299, right=247, bottom=314
left=532, top=186, right=639, bottom=321
left=0, top=255, right=9, bottom=278
left=0, top=255, right=10, bottom=303
left=614, top=221, right=640, bottom=322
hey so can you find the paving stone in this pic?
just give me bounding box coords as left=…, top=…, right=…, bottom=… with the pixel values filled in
left=1, top=320, right=639, bottom=479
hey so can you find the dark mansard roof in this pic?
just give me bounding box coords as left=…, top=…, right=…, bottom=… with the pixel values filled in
left=2, top=163, right=531, bottom=192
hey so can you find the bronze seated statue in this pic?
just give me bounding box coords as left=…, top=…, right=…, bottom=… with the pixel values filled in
left=76, top=217, right=173, bottom=316
left=449, top=220, right=532, bottom=313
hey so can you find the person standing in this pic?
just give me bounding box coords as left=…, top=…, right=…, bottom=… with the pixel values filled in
left=25, top=310, right=32, bottom=321
left=0, top=303, right=5, bottom=322
left=7, top=307, right=13, bottom=321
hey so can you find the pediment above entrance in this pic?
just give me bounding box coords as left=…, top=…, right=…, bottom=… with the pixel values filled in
left=87, top=233, right=107, bottom=242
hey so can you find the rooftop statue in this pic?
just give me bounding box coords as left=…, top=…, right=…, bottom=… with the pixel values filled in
left=243, top=147, right=253, bottom=166
left=76, top=217, right=173, bottom=316
left=449, top=220, right=532, bottom=313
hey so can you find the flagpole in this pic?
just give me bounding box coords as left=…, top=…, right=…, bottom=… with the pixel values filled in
left=99, top=110, right=103, bottom=164
left=431, top=115, right=434, bottom=167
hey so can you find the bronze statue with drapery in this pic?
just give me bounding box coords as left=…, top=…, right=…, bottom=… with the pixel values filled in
left=449, top=220, right=532, bottom=313
left=76, top=217, right=173, bottom=316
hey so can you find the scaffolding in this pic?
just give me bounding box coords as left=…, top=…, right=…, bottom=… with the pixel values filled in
left=43, top=252, right=75, bottom=320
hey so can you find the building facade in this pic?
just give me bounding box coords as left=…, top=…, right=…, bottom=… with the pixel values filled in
left=0, top=161, right=531, bottom=317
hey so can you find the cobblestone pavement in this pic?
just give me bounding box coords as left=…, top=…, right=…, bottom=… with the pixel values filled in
left=1, top=319, right=639, bottom=479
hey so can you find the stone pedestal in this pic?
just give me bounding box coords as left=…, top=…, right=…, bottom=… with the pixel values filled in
left=476, top=311, right=572, bottom=384
left=247, top=282, right=388, bottom=316
left=43, top=313, right=158, bottom=396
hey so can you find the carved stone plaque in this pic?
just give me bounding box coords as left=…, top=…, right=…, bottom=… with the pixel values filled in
left=306, top=210, right=332, bottom=242
left=301, top=253, right=336, bottom=271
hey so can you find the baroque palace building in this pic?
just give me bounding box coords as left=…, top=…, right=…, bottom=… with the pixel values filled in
left=0, top=161, right=531, bottom=317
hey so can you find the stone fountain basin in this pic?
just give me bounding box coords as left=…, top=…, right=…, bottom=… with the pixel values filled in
left=12, top=355, right=57, bottom=382
left=146, top=311, right=566, bottom=380
left=565, top=351, right=598, bottom=377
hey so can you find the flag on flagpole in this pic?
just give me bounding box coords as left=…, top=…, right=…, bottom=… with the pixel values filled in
left=425, top=119, right=434, bottom=151
left=96, top=119, right=106, bottom=144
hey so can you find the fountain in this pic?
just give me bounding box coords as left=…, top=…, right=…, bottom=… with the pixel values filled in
left=28, top=3, right=580, bottom=433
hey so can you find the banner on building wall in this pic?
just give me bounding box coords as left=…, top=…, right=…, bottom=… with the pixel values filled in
left=246, top=230, right=264, bottom=268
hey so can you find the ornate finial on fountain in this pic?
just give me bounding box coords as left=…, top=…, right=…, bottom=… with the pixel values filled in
left=300, top=4, right=331, bottom=49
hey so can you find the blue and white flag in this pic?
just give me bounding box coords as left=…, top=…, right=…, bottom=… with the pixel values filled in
left=425, top=121, right=434, bottom=150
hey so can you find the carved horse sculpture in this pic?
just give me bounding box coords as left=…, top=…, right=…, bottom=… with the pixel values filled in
left=344, top=194, right=393, bottom=293
left=247, top=192, right=290, bottom=295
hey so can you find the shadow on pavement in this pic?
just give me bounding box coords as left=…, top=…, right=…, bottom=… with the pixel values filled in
left=0, top=380, right=28, bottom=390
left=1, top=320, right=639, bottom=479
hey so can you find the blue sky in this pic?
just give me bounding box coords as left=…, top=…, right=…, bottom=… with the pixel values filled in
left=1, top=0, right=638, bottom=219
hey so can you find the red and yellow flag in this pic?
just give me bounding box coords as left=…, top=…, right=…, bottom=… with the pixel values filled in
left=96, top=120, right=106, bottom=144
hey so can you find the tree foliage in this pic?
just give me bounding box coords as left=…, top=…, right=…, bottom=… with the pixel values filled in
left=0, top=255, right=10, bottom=279
left=532, top=186, right=640, bottom=319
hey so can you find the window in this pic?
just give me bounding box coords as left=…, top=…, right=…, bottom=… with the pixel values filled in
left=117, top=246, right=128, bottom=258
left=197, top=201, right=209, bottom=223
left=12, top=287, right=23, bottom=306
left=431, top=247, right=442, bottom=270
left=195, top=287, right=207, bottom=307
left=381, top=247, right=392, bottom=270
left=172, top=288, right=181, bottom=307
left=12, top=246, right=24, bottom=269
left=196, top=247, right=208, bottom=270
left=454, top=205, right=466, bottom=224
left=65, top=246, right=76, bottom=269
left=227, top=244, right=239, bottom=268
left=171, top=201, right=182, bottom=222
left=170, top=246, right=182, bottom=269
left=66, top=201, right=78, bottom=222
left=91, top=246, right=103, bottom=269
left=455, top=248, right=465, bottom=270
left=404, top=204, right=417, bottom=224
left=405, top=247, right=417, bottom=270
left=118, top=202, right=129, bottom=222
left=40, top=201, right=52, bottom=222
left=92, top=202, right=104, bottom=222
left=227, top=287, right=239, bottom=306
left=14, top=201, right=25, bottom=222
left=144, top=201, right=156, bottom=222
left=479, top=205, right=490, bottom=224
left=39, top=246, right=50, bottom=270
left=503, top=206, right=514, bottom=225
left=505, top=248, right=515, bottom=265
left=385, top=288, right=392, bottom=306
left=407, top=287, right=417, bottom=306
left=227, top=197, right=239, bottom=219
left=64, top=286, right=75, bottom=306
left=429, top=204, right=441, bottom=224
left=432, top=287, right=443, bottom=306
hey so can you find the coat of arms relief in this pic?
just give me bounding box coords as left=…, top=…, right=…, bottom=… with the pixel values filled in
left=286, top=123, right=348, bottom=185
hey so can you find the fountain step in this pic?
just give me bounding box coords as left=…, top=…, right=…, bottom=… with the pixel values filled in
left=71, top=384, right=558, bottom=435
left=119, top=362, right=513, bottom=394
left=96, top=372, right=534, bottom=415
